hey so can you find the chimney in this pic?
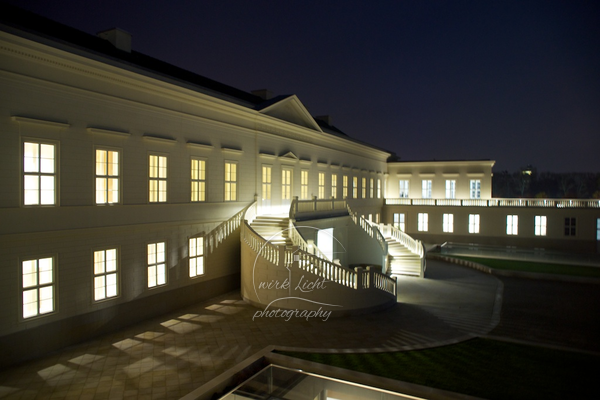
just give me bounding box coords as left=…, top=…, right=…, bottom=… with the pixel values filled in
left=315, top=115, right=332, bottom=126
left=97, top=28, right=132, bottom=53
left=251, top=89, right=274, bottom=100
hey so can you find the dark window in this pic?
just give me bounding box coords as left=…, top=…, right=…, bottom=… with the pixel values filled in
left=564, top=218, right=576, bottom=236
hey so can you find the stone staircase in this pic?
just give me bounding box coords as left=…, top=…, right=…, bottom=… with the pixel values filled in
left=385, top=237, right=423, bottom=277
left=249, top=215, right=292, bottom=247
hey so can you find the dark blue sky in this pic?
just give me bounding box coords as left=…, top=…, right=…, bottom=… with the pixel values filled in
left=6, top=0, right=600, bottom=172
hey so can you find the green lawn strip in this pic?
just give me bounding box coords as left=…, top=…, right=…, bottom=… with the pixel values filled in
left=446, top=255, right=600, bottom=278
left=277, top=338, right=597, bottom=400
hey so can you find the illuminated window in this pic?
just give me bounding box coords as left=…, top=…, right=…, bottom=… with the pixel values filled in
left=445, top=180, right=456, bottom=199
left=343, top=176, right=348, bottom=199
left=393, top=213, right=405, bottom=231
left=23, top=141, right=56, bottom=205
left=352, top=177, right=358, bottom=199
left=422, top=180, right=432, bottom=199
left=507, top=215, right=518, bottom=235
left=377, top=179, right=381, bottom=198
left=262, top=165, right=272, bottom=206
left=535, top=216, right=547, bottom=236
left=418, top=213, right=428, bottom=232
left=331, top=174, right=337, bottom=199
left=399, top=180, right=409, bottom=198
left=147, top=242, right=166, bottom=288
left=318, top=172, right=325, bottom=199
left=443, top=213, right=454, bottom=233
left=22, top=257, right=54, bottom=319
left=93, top=249, right=118, bottom=301
left=191, top=158, right=206, bottom=202
left=361, top=177, right=366, bottom=199
left=224, top=162, right=237, bottom=201
left=470, top=180, right=481, bottom=199
left=370, top=178, right=374, bottom=198
left=597, top=219, right=600, bottom=241
left=469, top=214, right=480, bottom=234
left=149, top=155, right=167, bottom=202
left=565, top=218, right=576, bottom=236
left=95, top=149, right=119, bottom=204
left=189, top=237, right=204, bottom=277
left=282, top=168, right=292, bottom=203
left=301, top=170, right=309, bottom=200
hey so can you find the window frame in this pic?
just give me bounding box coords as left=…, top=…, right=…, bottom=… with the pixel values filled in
left=92, top=248, right=119, bottom=302
left=443, top=213, right=454, bottom=233
left=361, top=177, right=367, bottom=199
left=300, top=170, right=309, bottom=200
left=95, top=147, right=120, bottom=205
left=470, top=179, right=481, bottom=199
left=149, top=154, right=168, bottom=203
left=469, top=214, right=480, bottom=234
left=147, top=242, right=167, bottom=288
left=445, top=180, right=456, bottom=199
left=352, top=177, right=358, bottom=199
left=224, top=161, right=238, bottom=202
left=318, top=172, right=326, bottom=199
left=393, top=213, right=406, bottom=232
left=191, top=157, right=207, bottom=202
left=421, top=180, right=432, bottom=199
left=534, top=215, right=547, bottom=236
left=22, top=139, right=59, bottom=206
left=189, top=236, right=205, bottom=278
left=331, top=174, right=337, bottom=199
left=564, top=217, right=576, bottom=237
left=342, top=175, right=348, bottom=199
left=417, top=213, right=428, bottom=232
left=399, top=180, right=409, bottom=198
left=21, top=255, right=56, bottom=320
left=506, top=215, right=519, bottom=235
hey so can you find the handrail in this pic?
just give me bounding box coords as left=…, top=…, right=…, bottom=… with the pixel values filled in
left=205, top=202, right=252, bottom=254
left=292, top=247, right=357, bottom=289
left=347, top=205, right=388, bottom=256
left=385, top=198, right=600, bottom=208
left=372, top=270, right=397, bottom=296
left=291, top=197, right=349, bottom=217
left=386, top=224, right=424, bottom=258
left=289, top=198, right=333, bottom=262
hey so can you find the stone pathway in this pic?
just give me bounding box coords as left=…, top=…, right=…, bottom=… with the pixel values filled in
left=0, top=260, right=501, bottom=399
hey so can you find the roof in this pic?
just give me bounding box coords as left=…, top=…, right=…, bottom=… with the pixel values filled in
left=0, top=3, right=392, bottom=155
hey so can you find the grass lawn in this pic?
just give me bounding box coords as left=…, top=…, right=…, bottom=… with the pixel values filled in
left=446, top=255, right=600, bottom=278
left=278, top=338, right=597, bottom=400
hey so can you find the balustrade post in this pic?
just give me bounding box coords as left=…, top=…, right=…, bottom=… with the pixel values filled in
left=278, top=245, right=285, bottom=268
left=355, top=266, right=363, bottom=290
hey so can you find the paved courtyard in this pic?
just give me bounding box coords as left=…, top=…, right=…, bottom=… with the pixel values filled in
left=0, top=259, right=597, bottom=399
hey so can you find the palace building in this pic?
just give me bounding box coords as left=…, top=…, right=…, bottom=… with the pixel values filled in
left=1, top=4, right=598, bottom=367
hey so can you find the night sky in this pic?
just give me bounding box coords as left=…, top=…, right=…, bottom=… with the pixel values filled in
left=5, top=0, right=600, bottom=173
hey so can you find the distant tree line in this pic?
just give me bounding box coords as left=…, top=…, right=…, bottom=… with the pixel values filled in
left=492, top=169, right=600, bottom=199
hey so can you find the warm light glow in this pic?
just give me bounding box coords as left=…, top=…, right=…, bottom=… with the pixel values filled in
left=149, top=155, right=167, bottom=202
left=191, top=158, right=206, bottom=202
left=94, top=249, right=118, bottom=301
left=301, top=170, right=309, bottom=199
left=147, top=242, right=166, bottom=287
left=23, top=142, right=55, bottom=205
left=96, top=149, right=119, bottom=204
left=189, top=237, right=204, bottom=277
left=22, top=257, right=54, bottom=318
left=224, top=162, right=237, bottom=201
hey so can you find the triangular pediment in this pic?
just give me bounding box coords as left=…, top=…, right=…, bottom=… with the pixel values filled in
left=257, top=95, right=322, bottom=132
left=279, top=151, right=299, bottom=160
